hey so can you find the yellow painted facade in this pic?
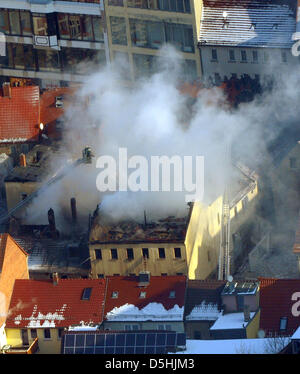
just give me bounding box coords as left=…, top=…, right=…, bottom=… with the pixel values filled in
left=104, top=0, right=203, bottom=80
left=5, top=328, right=62, bottom=354
left=90, top=179, right=259, bottom=280
left=90, top=243, right=187, bottom=277
left=246, top=309, right=261, bottom=339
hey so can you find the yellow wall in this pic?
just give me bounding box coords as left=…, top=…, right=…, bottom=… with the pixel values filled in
left=246, top=309, right=261, bottom=339
left=6, top=328, right=62, bottom=354
left=104, top=0, right=202, bottom=80
left=5, top=181, right=41, bottom=217
left=185, top=197, right=223, bottom=280
left=90, top=243, right=187, bottom=277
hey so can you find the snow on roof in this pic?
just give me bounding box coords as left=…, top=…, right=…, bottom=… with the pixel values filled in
left=106, top=302, right=184, bottom=322
left=292, top=326, right=300, bottom=339
left=173, top=338, right=290, bottom=354
left=68, top=325, right=98, bottom=332
left=185, top=301, right=222, bottom=321
left=199, top=0, right=296, bottom=48
left=14, top=304, right=67, bottom=328
left=210, top=312, right=255, bottom=330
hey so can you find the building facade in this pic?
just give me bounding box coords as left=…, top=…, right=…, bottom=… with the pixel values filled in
left=198, top=0, right=297, bottom=84
left=0, top=0, right=108, bottom=87
left=104, top=0, right=203, bottom=81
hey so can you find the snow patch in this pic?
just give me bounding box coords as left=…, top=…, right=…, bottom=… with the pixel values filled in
left=106, top=302, right=184, bottom=321
left=186, top=301, right=222, bottom=321
left=210, top=312, right=255, bottom=330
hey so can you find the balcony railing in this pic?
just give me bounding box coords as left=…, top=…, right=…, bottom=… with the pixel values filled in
left=2, top=338, right=39, bottom=354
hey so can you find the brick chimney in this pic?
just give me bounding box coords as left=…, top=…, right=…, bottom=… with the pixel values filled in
left=19, top=153, right=26, bottom=167
left=2, top=82, right=11, bottom=98
left=70, top=197, right=77, bottom=224
left=53, top=272, right=59, bottom=286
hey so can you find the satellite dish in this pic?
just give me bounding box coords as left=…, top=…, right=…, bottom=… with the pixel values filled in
left=227, top=275, right=233, bottom=282
left=258, top=330, right=265, bottom=339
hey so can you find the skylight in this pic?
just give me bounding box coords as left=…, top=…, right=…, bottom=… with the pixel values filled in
left=139, top=291, right=146, bottom=298
left=81, top=287, right=92, bottom=300
left=169, top=291, right=176, bottom=298
left=111, top=291, right=118, bottom=298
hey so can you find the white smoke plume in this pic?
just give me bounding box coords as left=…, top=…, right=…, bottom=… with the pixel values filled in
left=22, top=45, right=300, bottom=230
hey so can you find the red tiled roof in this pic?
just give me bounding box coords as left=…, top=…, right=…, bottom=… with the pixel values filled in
left=0, top=86, right=75, bottom=143
left=259, top=277, right=300, bottom=336
left=0, top=233, right=28, bottom=273
left=104, top=275, right=186, bottom=318
left=6, top=279, right=106, bottom=328
left=0, top=86, right=40, bottom=142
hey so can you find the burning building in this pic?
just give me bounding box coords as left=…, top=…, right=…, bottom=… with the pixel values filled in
left=89, top=162, right=261, bottom=280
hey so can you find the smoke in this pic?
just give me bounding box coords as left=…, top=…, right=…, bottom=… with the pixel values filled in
left=22, top=45, right=300, bottom=230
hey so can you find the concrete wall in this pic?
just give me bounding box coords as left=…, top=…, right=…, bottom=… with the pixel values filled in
left=185, top=320, right=214, bottom=340
left=199, top=45, right=296, bottom=81
left=104, top=0, right=202, bottom=80
left=90, top=242, right=187, bottom=277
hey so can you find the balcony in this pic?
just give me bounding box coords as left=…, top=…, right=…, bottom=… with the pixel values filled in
left=2, top=338, right=39, bottom=354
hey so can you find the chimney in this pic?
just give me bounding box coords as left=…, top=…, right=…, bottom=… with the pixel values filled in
left=243, top=305, right=251, bottom=323
left=70, top=197, right=77, bottom=224
left=48, top=208, right=58, bottom=238
left=19, top=153, right=26, bottom=167
left=53, top=272, right=59, bottom=286
left=2, top=82, right=11, bottom=98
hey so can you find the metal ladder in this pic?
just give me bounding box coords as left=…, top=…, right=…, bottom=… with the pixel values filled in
left=218, top=196, right=231, bottom=280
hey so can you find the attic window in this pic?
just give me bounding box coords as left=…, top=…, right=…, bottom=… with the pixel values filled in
left=250, top=23, right=256, bottom=30
left=169, top=291, right=176, bottom=298
left=81, top=287, right=92, bottom=300
left=139, top=291, right=146, bottom=298
left=222, top=21, right=229, bottom=29
left=273, top=23, right=278, bottom=30
left=111, top=291, right=118, bottom=298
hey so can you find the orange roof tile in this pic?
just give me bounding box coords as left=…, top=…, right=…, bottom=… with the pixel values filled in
left=6, top=278, right=106, bottom=328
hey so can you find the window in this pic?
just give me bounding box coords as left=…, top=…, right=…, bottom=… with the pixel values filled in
left=128, top=0, right=190, bottom=13
left=158, top=324, right=172, bottom=330
left=95, top=249, right=102, bottom=260
left=0, top=10, right=10, bottom=35
left=250, top=23, right=256, bottom=30
left=290, top=158, right=297, bottom=169
left=81, top=287, right=92, bottom=300
left=127, top=248, right=134, bottom=260
left=9, top=10, right=21, bottom=35
left=97, top=274, right=104, bottom=279
left=113, top=273, right=120, bottom=276
left=108, top=0, right=124, bottom=5
left=211, top=49, right=218, bottom=61
left=223, top=21, right=229, bottom=29
left=207, top=250, right=211, bottom=262
left=194, top=331, right=202, bottom=339
left=44, top=329, right=51, bottom=339
left=30, top=329, right=37, bottom=339
left=279, top=317, right=288, bottom=331
left=111, top=291, right=118, bottom=298
left=273, top=23, right=278, bottom=30
left=161, top=273, right=168, bottom=276
left=142, top=248, right=149, bottom=259
left=125, top=325, right=139, bottom=331
left=37, top=49, right=60, bottom=72
left=133, top=53, right=157, bottom=78
left=229, top=49, right=235, bottom=61
left=234, top=206, right=238, bottom=216
left=58, top=328, right=64, bottom=339
left=253, top=50, right=258, bottom=62
left=32, top=14, right=48, bottom=36
left=169, top=291, right=176, bottom=298
left=263, top=51, right=269, bottom=63
left=110, top=16, right=127, bottom=45
left=111, top=248, right=118, bottom=260
left=242, top=196, right=249, bottom=209
left=20, top=11, right=32, bottom=36
left=158, top=248, right=166, bottom=259
left=241, top=50, right=247, bottom=62
left=281, top=51, right=287, bottom=63
left=174, top=248, right=181, bottom=258
left=176, top=273, right=183, bottom=275
left=139, top=291, right=146, bottom=298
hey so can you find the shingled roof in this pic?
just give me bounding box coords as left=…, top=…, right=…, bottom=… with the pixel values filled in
left=259, top=277, right=300, bottom=336
left=6, top=279, right=106, bottom=329
left=199, top=0, right=296, bottom=48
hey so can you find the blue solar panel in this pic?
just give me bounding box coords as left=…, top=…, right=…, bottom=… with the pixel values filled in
left=62, top=331, right=186, bottom=354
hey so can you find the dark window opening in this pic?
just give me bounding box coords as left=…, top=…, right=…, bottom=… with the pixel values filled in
left=44, top=329, right=51, bottom=339
left=174, top=247, right=181, bottom=258
left=111, top=248, right=118, bottom=260
left=30, top=329, right=37, bottom=339
left=81, top=287, right=92, bottom=300
left=142, top=248, right=149, bottom=258
left=127, top=248, right=134, bottom=260
left=95, top=249, right=102, bottom=260
left=158, top=248, right=165, bottom=259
